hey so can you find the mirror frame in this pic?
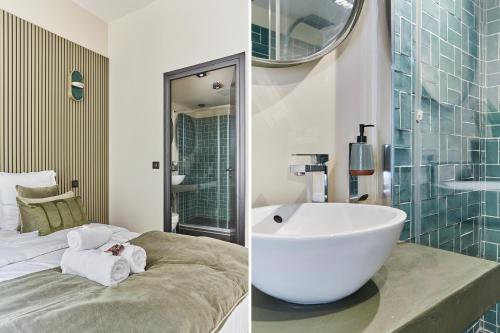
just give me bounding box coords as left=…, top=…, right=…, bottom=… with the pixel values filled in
left=252, top=0, right=365, bottom=67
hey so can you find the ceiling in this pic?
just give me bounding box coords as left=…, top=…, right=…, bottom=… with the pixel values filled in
left=71, top=0, right=157, bottom=22
left=172, top=66, right=236, bottom=111
left=252, top=0, right=353, bottom=28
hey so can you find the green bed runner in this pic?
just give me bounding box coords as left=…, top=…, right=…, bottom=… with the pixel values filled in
left=0, top=231, right=248, bottom=333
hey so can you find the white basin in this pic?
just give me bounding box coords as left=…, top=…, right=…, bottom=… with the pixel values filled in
left=252, top=203, right=406, bottom=304
left=171, top=175, right=185, bottom=185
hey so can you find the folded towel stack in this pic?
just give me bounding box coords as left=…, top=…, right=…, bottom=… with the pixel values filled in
left=61, top=225, right=146, bottom=287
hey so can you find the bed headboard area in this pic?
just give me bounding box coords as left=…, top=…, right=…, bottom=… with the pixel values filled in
left=0, top=10, right=109, bottom=223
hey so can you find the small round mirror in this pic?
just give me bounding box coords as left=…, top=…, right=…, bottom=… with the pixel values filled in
left=252, top=0, right=364, bottom=67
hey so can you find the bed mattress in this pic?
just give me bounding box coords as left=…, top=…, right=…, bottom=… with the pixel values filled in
left=0, top=225, right=248, bottom=332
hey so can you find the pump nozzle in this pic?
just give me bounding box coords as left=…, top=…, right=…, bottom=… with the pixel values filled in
left=357, top=124, right=374, bottom=143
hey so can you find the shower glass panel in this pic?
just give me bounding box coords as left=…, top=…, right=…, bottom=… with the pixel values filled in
left=171, top=65, right=236, bottom=241
left=392, top=0, right=499, bottom=331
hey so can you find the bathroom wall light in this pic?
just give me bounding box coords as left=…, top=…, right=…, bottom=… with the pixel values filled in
left=333, top=0, right=354, bottom=9
left=212, top=81, right=223, bottom=90
left=69, top=70, right=84, bottom=101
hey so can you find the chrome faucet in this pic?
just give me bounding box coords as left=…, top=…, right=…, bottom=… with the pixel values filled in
left=289, top=154, right=329, bottom=203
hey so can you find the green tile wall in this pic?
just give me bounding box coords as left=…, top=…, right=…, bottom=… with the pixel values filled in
left=176, top=113, right=234, bottom=229
left=392, top=0, right=496, bottom=331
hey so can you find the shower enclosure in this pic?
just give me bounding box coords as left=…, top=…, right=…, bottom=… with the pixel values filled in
left=164, top=54, right=246, bottom=245
left=392, top=0, right=500, bottom=331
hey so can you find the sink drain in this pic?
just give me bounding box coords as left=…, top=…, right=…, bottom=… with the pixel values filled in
left=273, top=215, right=283, bottom=223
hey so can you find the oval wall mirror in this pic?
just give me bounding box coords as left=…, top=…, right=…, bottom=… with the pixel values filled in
left=252, top=0, right=364, bottom=67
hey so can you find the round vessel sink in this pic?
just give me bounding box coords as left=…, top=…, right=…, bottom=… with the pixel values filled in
left=252, top=203, right=406, bottom=304
left=171, top=175, right=185, bottom=185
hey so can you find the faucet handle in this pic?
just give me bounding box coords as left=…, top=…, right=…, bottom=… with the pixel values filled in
left=292, top=153, right=329, bottom=165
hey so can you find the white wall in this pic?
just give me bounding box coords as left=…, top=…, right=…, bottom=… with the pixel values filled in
left=0, top=0, right=108, bottom=56
left=108, top=0, right=249, bottom=234
left=252, top=0, right=391, bottom=207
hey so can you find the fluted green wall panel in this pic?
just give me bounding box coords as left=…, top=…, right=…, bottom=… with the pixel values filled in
left=0, top=10, right=109, bottom=223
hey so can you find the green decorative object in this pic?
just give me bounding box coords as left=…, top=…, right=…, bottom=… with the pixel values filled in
left=69, top=70, right=84, bottom=101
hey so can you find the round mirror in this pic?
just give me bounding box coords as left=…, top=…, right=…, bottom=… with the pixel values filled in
left=252, top=0, right=364, bottom=67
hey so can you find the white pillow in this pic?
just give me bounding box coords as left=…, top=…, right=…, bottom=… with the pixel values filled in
left=0, top=171, right=56, bottom=230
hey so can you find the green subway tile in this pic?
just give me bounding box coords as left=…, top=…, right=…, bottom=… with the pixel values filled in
left=461, top=232, right=474, bottom=250
left=447, top=29, right=462, bottom=47
left=486, top=35, right=499, bottom=61
left=468, top=191, right=481, bottom=204
left=422, top=12, right=439, bottom=35
left=394, top=148, right=411, bottom=166
left=395, top=0, right=412, bottom=20
left=395, top=72, right=412, bottom=91
left=447, top=12, right=461, bottom=32
left=395, top=53, right=412, bottom=74
left=447, top=208, right=462, bottom=225
left=486, top=216, right=500, bottom=231
left=487, top=113, right=500, bottom=126
left=422, top=214, right=439, bottom=233
left=440, top=40, right=454, bottom=59
left=422, top=198, right=438, bottom=216
left=394, top=129, right=411, bottom=147
left=440, top=56, right=455, bottom=74
left=400, top=18, right=412, bottom=56
left=466, top=204, right=479, bottom=219
left=440, top=225, right=454, bottom=244
left=486, top=191, right=499, bottom=217
left=488, top=19, right=500, bottom=34
left=485, top=242, right=498, bottom=261
left=486, top=229, right=500, bottom=243
left=487, top=139, right=500, bottom=164
left=441, top=0, right=455, bottom=13
left=423, top=0, right=439, bottom=19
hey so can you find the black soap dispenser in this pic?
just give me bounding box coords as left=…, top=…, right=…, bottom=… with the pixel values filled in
left=349, top=124, right=375, bottom=176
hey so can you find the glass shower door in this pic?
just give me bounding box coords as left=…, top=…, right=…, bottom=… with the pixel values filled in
left=392, top=0, right=491, bottom=330
left=170, top=65, right=238, bottom=243
left=393, top=0, right=483, bottom=253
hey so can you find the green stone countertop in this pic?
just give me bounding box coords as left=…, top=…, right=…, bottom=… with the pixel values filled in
left=252, top=243, right=500, bottom=333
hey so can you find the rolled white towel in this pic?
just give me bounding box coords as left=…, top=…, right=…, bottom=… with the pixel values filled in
left=121, top=244, right=147, bottom=273
left=67, top=225, right=112, bottom=251
left=99, top=242, right=147, bottom=274
left=61, top=249, right=130, bottom=286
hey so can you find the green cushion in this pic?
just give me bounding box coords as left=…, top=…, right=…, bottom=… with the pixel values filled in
left=16, top=185, right=59, bottom=198
left=15, top=185, right=59, bottom=232
left=17, top=196, right=88, bottom=235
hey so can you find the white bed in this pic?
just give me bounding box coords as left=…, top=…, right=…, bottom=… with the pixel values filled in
left=0, top=225, right=249, bottom=332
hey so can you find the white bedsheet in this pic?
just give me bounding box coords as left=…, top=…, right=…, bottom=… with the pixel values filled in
left=0, top=224, right=139, bottom=283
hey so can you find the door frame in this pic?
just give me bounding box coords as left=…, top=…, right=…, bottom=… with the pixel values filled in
left=163, top=52, right=246, bottom=246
